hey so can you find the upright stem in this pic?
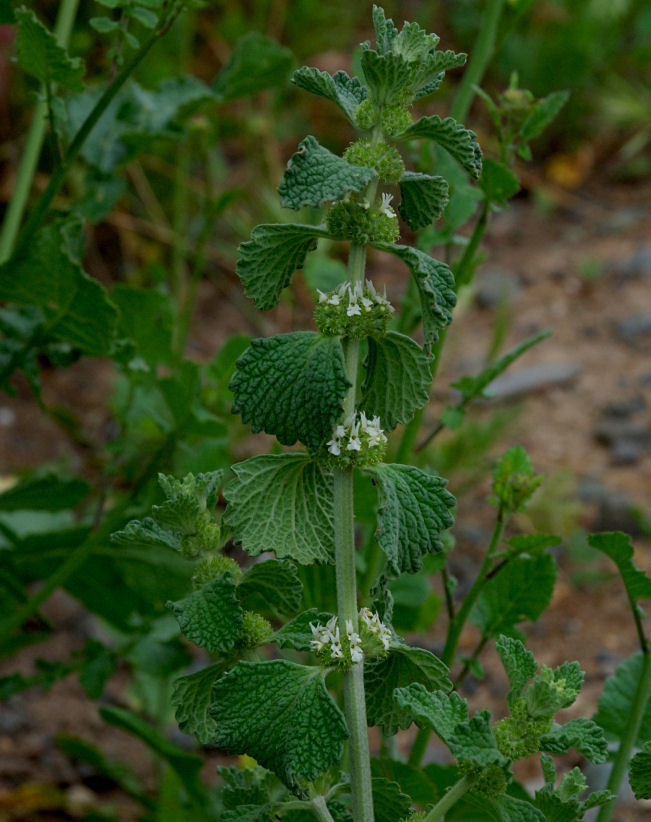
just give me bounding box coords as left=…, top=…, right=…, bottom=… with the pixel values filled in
left=422, top=775, right=471, bottom=822
left=311, top=795, right=337, bottom=822
left=333, top=242, right=374, bottom=822
left=0, top=0, right=80, bottom=262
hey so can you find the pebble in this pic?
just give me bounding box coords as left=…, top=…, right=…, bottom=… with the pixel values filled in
left=614, top=243, right=651, bottom=280
left=616, top=312, right=651, bottom=344
left=487, top=362, right=582, bottom=400
left=602, top=395, right=647, bottom=419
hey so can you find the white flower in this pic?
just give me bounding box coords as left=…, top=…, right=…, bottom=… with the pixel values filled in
left=351, top=645, right=364, bottom=663
left=327, top=439, right=341, bottom=456
left=334, top=425, right=346, bottom=438
left=347, top=436, right=362, bottom=451
left=346, top=302, right=361, bottom=317
left=327, top=293, right=341, bottom=305
left=317, top=289, right=328, bottom=303
left=380, top=192, right=396, bottom=217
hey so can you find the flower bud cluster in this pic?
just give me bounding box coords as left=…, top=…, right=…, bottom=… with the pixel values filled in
left=237, top=611, right=273, bottom=649
left=309, top=609, right=393, bottom=670
left=326, top=192, right=399, bottom=245
left=314, top=278, right=394, bottom=339
left=460, top=762, right=509, bottom=798
left=324, top=411, right=387, bottom=468
left=494, top=698, right=553, bottom=760
left=358, top=607, right=393, bottom=654
left=191, top=554, right=241, bottom=589
left=344, top=138, right=405, bottom=183
left=355, top=101, right=413, bottom=137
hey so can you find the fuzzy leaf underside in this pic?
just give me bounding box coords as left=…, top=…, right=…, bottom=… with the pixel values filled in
left=398, top=171, right=449, bottom=229
left=167, top=576, right=242, bottom=654
left=224, top=453, right=335, bottom=564
left=593, top=652, right=651, bottom=745
left=588, top=531, right=651, bottom=605
left=399, top=115, right=482, bottom=180
left=375, top=243, right=455, bottom=353
left=230, top=332, right=350, bottom=451
left=210, top=660, right=348, bottom=789
left=236, top=223, right=329, bottom=310
left=291, top=66, right=367, bottom=122
left=470, top=551, right=556, bottom=640
left=269, top=609, right=335, bottom=650
left=394, top=683, right=468, bottom=745
left=171, top=664, right=225, bottom=744
left=365, top=463, right=455, bottom=575
left=365, top=645, right=451, bottom=735
left=213, top=32, right=293, bottom=101
left=360, top=331, right=431, bottom=430
left=539, top=719, right=609, bottom=764
left=238, top=559, right=303, bottom=618
left=15, top=8, right=85, bottom=91
left=361, top=50, right=415, bottom=105
left=495, top=636, right=538, bottom=707
left=629, top=743, right=651, bottom=800
left=279, top=136, right=375, bottom=209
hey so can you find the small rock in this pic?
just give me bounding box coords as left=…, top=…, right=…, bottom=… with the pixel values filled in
left=594, top=419, right=650, bottom=464
left=474, top=266, right=522, bottom=309
left=602, top=395, right=647, bottom=418
left=487, top=362, right=582, bottom=400
left=611, top=439, right=643, bottom=465
left=616, top=312, right=651, bottom=344
left=577, top=478, right=646, bottom=536
left=615, top=243, right=651, bottom=280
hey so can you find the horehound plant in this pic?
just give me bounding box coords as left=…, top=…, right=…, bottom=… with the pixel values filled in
left=113, top=8, right=650, bottom=822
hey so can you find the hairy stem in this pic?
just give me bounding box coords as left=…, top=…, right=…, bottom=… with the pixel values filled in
left=333, top=242, right=373, bottom=822
left=0, top=0, right=80, bottom=262
left=422, top=775, right=471, bottom=822
left=311, top=796, right=337, bottom=822
left=596, top=650, right=651, bottom=822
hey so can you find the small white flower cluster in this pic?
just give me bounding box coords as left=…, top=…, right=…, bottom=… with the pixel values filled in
left=359, top=607, right=392, bottom=651
left=317, top=279, right=394, bottom=318
left=327, top=411, right=387, bottom=457
left=379, top=192, right=396, bottom=218
left=310, top=616, right=363, bottom=664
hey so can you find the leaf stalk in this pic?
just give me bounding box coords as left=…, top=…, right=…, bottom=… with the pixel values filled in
left=422, top=775, right=471, bottom=822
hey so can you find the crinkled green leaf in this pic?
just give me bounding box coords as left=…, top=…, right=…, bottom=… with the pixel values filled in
left=581, top=790, right=615, bottom=811
left=210, top=660, right=347, bottom=789
left=480, top=158, right=520, bottom=205
left=0, top=304, right=44, bottom=394
left=540, top=718, right=608, bottom=763
left=213, top=32, right=293, bottom=101
left=236, top=223, right=328, bottom=310
left=630, top=742, right=651, bottom=800
left=365, top=644, right=451, bottom=734
left=238, top=559, right=303, bottom=618
left=520, top=90, right=570, bottom=142
left=588, top=532, right=651, bottom=611
left=15, top=8, right=85, bottom=90
left=269, top=609, right=334, bottom=650
left=374, top=243, right=456, bottom=353
left=361, top=50, right=415, bottom=105
left=452, top=331, right=551, bottom=403
left=493, top=795, right=545, bottom=822
left=291, top=67, right=367, bottom=123
left=171, top=663, right=225, bottom=744
left=449, top=710, right=508, bottom=767
left=471, top=552, right=556, bottom=640
left=593, top=652, right=651, bottom=745
left=413, top=49, right=467, bottom=93
left=393, top=20, right=439, bottom=62
left=364, top=463, right=455, bottom=575
left=394, top=683, right=468, bottom=745
left=224, top=453, right=334, bottom=565
left=279, top=136, right=375, bottom=210
left=361, top=331, right=431, bottom=431
left=371, top=6, right=399, bottom=55
left=524, top=662, right=583, bottom=715
left=398, top=171, right=449, bottom=230
left=0, top=474, right=89, bottom=512
left=230, top=332, right=350, bottom=451
left=496, top=636, right=538, bottom=708
left=0, top=219, right=118, bottom=355
left=371, top=776, right=411, bottom=822
left=168, top=576, right=243, bottom=653
left=399, top=115, right=482, bottom=180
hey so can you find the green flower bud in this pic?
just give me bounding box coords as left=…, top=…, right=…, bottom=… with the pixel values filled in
left=460, top=762, right=509, bottom=798
left=355, top=99, right=380, bottom=130
left=237, top=611, right=273, bottom=648
left=344, top=139, right=405, bottom=183
left=192, top=554, right=241, bottom=588
left=494, top=710, right=553, bottom=761
left=381, top=104, right=412, bottom=137
left=322, top=412, right=388, bottom=469
left=326, top=196, right=400, bottom=245
left=181, top=511, right=221, bottom=558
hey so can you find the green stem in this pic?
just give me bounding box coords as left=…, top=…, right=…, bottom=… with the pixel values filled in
left=450, top=0, right=506, bottom=123
left=422, top=775, right=471, bottom=822
left=595, top=650, right=651, bottom=822
left=333, top=242, right=373, bottom=822
left=0, top=0, right=80, bottom=262
left=12, top=5, right=183, bottom=259
left=311, top=796, right=336, bottom=822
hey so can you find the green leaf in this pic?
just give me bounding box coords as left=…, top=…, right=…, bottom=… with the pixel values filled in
left=490, top=445, right=543, bottom=512
left=167, top=576, right=243, bottom=653
left=452, top=330, right=551, bottom=403
left=470, top=551, right=556, bottom=640
left=480, top=159, right=520, bottom=206
left=171, top=663, right=224, bottom=744
left=399, top=115, right=482, bottom=180
left=361, top=50, right=415, bottom=105
left=238, top=559, right=303, bottom=618
left=224, top=454, right=335, bottom=565
left=398, top=171, right=449, bottom=230
left=525, top=662, right=584, bottom=716
left=269, top=609, right=334, bottom=650
left=278, top=136, right=375, bottom=210
left=15, top=8, right=85, bottom=91
left=394, top=683, right=468, bottom=745
left=99, top=705, right=204, bottom=800
left=112, top=284, right=174, bottom=368
left=496, top=636, right=538, bottom=708
left=520, top=90, right=570, bottom=143
left=236, top=223, right=328, bottom=310
left=371, top=777, right=411, bottom=822
left=371, top=6, right=399, bottom=55
left=210, top=660, right=347, bottom=789
left=230, top=332, right=350, bottom=451
left=493, top=795, right=544, bottom=822
left=449, top=710, right=509, bottom=767
left=90, top=16, right=120, bottom=34
left=365, top=644, right=451, bottom=734
left=130, top=5, right=158, bottom=28
left=0, top=219, right=118, bottom=355
left=0, top=474, right=89, bottom=512
left=539, top=718, right=608, bottom=764
left=630, top=742, right=651, bottom=800
left=364, top=463, right=455, bottom=575
left=292, top=67, right=367, bottom=123
left=374, top=243, right=456, bottom=353
left=593, top=652, right=651, bottom=745
left=213, top=32, right=293, bottom=101
left=360, top=331, right=431, bottom=430
left=588, top=532, right=651, bottom=613
left=0, top=1, right=16, bottom=24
